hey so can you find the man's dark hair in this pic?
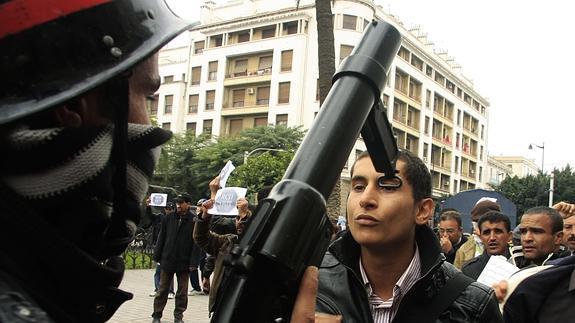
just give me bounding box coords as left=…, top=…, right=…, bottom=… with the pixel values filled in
left=440, top=212, right=462, bottom=227
left=478, top=211, right=511, bottom=232
left=523, top=206, right=563, bottom=233
left=351, top=149, right=431, bottom=201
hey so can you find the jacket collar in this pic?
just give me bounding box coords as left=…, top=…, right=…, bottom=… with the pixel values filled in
left=328, top=225, right=445, bottom=281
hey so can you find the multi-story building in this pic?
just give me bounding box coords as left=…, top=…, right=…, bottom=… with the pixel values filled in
left=491, top=156, right=539, bottom=178
left=486, top=156, right=513, bottom=189
left=152, top=0, right=491, bottom=199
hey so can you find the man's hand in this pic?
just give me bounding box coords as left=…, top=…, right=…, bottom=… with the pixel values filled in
left=237, top=197, right=249, bottom=217
left=209, top=176, right=221, bottom=199
left=492, top=280, right=508, bottom=303
left=198, top=199, right=215, bottom=221
left=553, top=201, right=575, bottom=219
left=440, top=236, right=453, bottom=254
left=290, top=266, right=342, bottom=323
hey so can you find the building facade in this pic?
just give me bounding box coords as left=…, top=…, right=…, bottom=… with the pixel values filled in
left=152, top=0, right=492, bottom=198
left=491, top=156, right=539, bottom=178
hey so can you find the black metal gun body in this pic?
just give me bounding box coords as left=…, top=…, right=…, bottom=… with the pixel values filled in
left=211, top=20, right=401, bottom=322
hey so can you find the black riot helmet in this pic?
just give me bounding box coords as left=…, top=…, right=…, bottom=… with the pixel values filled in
left=0, top=0, right=196, bottom=125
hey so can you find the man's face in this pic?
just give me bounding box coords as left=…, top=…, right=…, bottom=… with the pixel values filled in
left=439, top=219, right=462, bottom=245
left=563, top=216, right=575, bottom=251
left=176, top=201, right=190, bottom=215
left=520, top=213, right=562, bottom=261
left=347, top=158, right=432, bottom=250
left=479, top=221, right=511, bottom=256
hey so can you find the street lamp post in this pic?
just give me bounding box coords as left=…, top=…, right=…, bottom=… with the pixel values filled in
left=528, top=142, right=545, bottom=173
left=244, top=148, right=286, bottom=164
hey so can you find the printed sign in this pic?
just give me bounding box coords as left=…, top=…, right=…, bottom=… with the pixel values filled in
left=149, top=193, right=168, bottom=207
left=219, top=160, right=236, bottom=188
left=208, top=187, right=247, bottom=215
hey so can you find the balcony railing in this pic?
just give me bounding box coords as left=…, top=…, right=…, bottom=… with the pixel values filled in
left=226, top=68, right=272, bottom=79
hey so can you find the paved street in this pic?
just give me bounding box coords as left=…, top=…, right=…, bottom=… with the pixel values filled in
left=109, top=269, right=210, bottom=323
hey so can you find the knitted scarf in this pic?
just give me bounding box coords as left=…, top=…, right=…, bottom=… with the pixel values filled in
left=0, top=123, right=172, bottom=256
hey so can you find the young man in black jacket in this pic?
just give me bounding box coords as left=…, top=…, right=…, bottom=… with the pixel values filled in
left=152, top=194, right=199, bottom=323
left=292, top=150, right=502, bottom=323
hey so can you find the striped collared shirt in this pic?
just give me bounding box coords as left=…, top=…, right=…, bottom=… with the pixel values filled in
left=359, top=244, right=422, bottom=323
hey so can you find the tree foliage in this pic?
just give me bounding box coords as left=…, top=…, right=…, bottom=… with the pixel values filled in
left=151, top=126, right=305, bottom=202
left=495, top=164, right=575, bottom=220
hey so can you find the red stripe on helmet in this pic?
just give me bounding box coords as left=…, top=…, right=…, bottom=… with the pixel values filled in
left=0, top=0, right=111, bottom=38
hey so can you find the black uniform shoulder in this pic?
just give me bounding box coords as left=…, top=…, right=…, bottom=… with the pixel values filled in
left=0, top=270, right=55, bottom=322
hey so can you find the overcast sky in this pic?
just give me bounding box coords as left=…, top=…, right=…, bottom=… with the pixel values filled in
left=169, top=0, right=574, bottom=172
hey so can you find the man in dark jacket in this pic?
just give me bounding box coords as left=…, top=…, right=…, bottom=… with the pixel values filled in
left=462, top=211, right=513, bottom=280
left=293, top=150, right=502, bottom=322
left=152, top=194, right=198, bottom=323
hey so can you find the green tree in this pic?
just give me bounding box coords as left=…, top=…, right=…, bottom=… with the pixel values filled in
left=227, top=151, right=294, bottom=202
left=153, top=131, right=209, bottom=196
left=152, top=126, right=305, bottom=201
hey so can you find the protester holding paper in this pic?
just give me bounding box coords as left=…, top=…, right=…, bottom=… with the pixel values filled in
left=193, top=176, right=252, bottom=313
left=462, top=212, right=513, bottom=280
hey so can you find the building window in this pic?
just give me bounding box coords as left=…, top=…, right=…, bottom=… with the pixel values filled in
left=481, top=125, right=485, bottom=139
left=408, top=77, right=422, bottom=102
left=316, top=79, right=320, bottom=101
left=262, top=26, right=275, bottom=38
left=281, top=50, right=293, bottom=72
left=276, top=114, right=288, bottom=126
left=423, top=143, right=429, bottom=160
left=256, top=86, right=270, bottom=105
left=233, top=59, right=247, bottom=77
left=146, top=94, right=158, bottom=116
left=162, top=122, right=171, bottom=130
left=424, top=116, right=430, bottom=135
left=188, top=94, right=198, bottom=113
left=426, top=90, right=431, bottom=108
left=233, top=89, right=245, bottom=107
left=163, top=95, right=173, bottom=114
left=211, top=34, right=223, bottom=47
left=254, top=117, right=268, bottom=127
left=363, top=19, right=369, bottom=30
left=455, top=156, right=460, bottom=173
left=163, top=75, right=173, bottom=83
left=202, top=119, right=213, bottom=135
left=194, top=40, right=204, bottom=54
left=457, top=109, right=461, bottom=125
left=394, top=69, right=408, bottom=94
left=205, top=90, right=215, bottom=110
left=434, top=72, right=445, bottom=85
left=342, top=14, right=357, bottom=30
left=238, top=30, right=250, bottom=43
left=191, top=66, right=201, bottom=85
left=282, top=21, right=298, bottom=35
left=410, top=55, right=423, bottom=71
left=278, top=82, right=290, bottom=104
left=229, top=119, right=243, bottom=136
left=398, top=46, right=410, bottom=61
left=258, top=55, right=273, bottom=73
left=208, top=61, right=218, bottom=81
left=186, top=122, right=196, bottom=134
left=339, top=44, right=353, bottom=63
left=426, top=65, right=433, bottom=77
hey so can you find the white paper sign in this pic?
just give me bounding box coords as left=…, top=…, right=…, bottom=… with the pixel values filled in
left=219, top=160, right=236, bottom=188
left=149, top=193, right=168, bottom=207
left=208, top=187, right=247, bottom=215
left=477, top=255, right=519, bottom=287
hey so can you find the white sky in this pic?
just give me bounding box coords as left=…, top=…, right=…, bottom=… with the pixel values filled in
left=168, top=0, right=575, bottom=172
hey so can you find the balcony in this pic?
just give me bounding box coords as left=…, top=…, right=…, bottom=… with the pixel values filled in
left=224, top=68, right=272, bottom=86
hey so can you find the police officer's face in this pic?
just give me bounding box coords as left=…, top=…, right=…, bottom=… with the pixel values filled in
left=52, top=54, right=160, bottom=127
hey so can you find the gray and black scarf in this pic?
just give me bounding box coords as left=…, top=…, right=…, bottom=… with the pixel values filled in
left=0, top=123, right=171, bottom=255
